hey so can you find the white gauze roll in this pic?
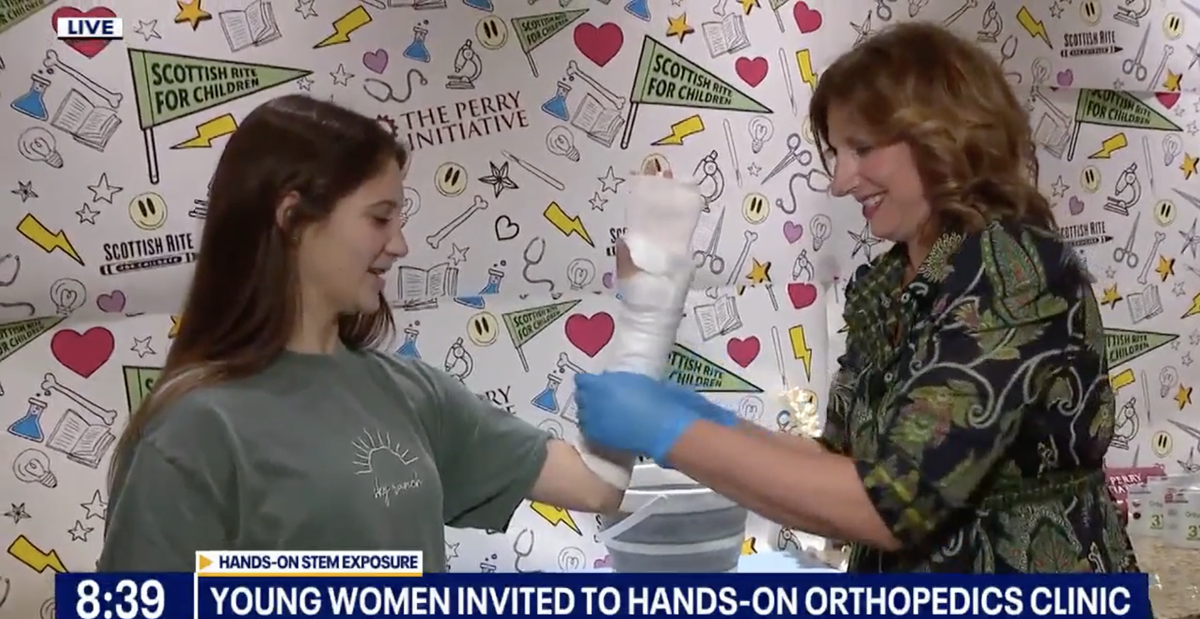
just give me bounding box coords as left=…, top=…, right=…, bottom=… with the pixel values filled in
left=580, top=173, right=706, bottom=489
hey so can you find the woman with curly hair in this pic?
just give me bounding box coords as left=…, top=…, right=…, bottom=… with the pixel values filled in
left=571, top=22, right=1143, bottom=574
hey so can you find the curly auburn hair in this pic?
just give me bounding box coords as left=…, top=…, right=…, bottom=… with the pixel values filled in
left=808, top=21, right=1056, bottom=235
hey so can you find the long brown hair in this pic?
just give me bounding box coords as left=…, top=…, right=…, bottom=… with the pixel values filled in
left=809, top=21, right=1055, bottom=234
left=110, top=95, right=405, bottom=482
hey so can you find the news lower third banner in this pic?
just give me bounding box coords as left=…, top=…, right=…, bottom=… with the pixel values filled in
left=55, top=551, right=1154, bottom=619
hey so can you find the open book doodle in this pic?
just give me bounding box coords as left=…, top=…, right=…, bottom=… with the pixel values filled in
left=47, top=409, right=116, bottom=469
left=694, top=294, right=742, bottom=341
left=219, top=0, right=281, bottom=52
left=51, top=89, right=121, bottom=151
left=702, top=14, right=750, bottom=57
left=1126, top=283, right=1162, bottom=324
left=571, top=93, right=624, bottom=148
left=398, top=262, right=459, bottom=310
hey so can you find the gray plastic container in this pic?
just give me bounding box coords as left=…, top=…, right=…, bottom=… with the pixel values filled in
left=599, top=463, right=748, bottom=573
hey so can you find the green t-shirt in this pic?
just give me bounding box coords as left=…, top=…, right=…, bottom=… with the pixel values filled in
left=98, top=347, right=550, bottom=572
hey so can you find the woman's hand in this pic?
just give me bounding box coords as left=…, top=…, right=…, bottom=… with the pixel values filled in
left=574, top=372, right=704, bottom=463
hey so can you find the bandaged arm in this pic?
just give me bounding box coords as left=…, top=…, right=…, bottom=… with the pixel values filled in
left=579, top=173, right=706, bottom=489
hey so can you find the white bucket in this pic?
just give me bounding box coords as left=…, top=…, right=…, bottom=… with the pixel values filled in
left=598, top=463, right=748, bottom=572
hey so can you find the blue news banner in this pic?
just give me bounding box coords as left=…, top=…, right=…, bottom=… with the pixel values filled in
left=57, top=573, right=1153, bottom=619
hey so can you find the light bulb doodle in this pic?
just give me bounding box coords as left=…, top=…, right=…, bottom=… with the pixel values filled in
left=49, top=278, right=85, bottom=315
left=536, top=418, right=565, bottom=439
left=1162, top=134, right=1182, bottom=167
left=17, top=127, right=62, bottom=168
left=809, top=214, right=832, bottom=251
left=1159, top=366, right=1179, bottom=397
left=737, top=395, right=764, bottom=422
left=13, top=449, right=57, bottom=488
left=747, top=116, right=774, bottom=154
left=399, top=188, right=420, bottom=228
left=41, top=597, right=54, bottom=619
left=546, top=125, right=580, bottom=161
left=566, top=258, right=595, bottom=290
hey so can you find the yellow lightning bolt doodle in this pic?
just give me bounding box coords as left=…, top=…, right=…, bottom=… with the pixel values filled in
left=1089, top=133, right=1128, bottom=159
left=173, top=114, right=238, bottom=149
left=16, top=214, right=83, bottom=266
left=741, top=537, right=757, bottom=555
left=787, top=325, right=813, bottom=381
left=543, top=202, right=594, bottom=247
left=1016, top=6, right=1052, bottom=49
left=653, top=115, right=705, bottom=146
left=1110, top=369, right=1135, bottom=392
left=795, top=49, right=817, bottom=92
left=315, top=5, right=372, bottom=49
left=1183, top=290, right=1200, bottom=318
left=7, top=535, right=67, bottom=574
left=530, top=501, right=581, bottom=534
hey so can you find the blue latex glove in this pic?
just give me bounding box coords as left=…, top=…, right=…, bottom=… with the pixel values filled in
left=660, top=380, right=741, bottom=428
left=574, top=372, right=703, bottom=463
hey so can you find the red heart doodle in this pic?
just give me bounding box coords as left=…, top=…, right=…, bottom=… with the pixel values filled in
left=734, top=57, right=769, bottom=87
left=51, top=6, right=117, bottom=59
left=1156, top=91, right=1181, bottom=109
left=574, top=22, right=623, bottom=67
left=51, top=327, right=115, bottom=378
left=565, top=312, right=615, bottom=357
left=793, top=2, right=823, bottom=34
left=787, top=282, right=818, bottom=309
left=726, top=337, right=760, bottom=368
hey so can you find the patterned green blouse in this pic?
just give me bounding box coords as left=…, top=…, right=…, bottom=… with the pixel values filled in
left=822, top=220, right=1143, bottom=574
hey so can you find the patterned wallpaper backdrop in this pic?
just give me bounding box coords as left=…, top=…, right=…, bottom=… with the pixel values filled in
left=1, top=0, right=1199, bottom=614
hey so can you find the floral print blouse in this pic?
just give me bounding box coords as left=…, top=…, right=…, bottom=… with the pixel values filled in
left=821, top=219, right=1142, bottom=574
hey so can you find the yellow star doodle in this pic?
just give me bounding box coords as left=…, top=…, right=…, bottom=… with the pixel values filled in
left=747, top=259, right=771, bottom=284
left=665, top=14, right=694, bottom=43
left=174, top=0, right=212, bottom=30
left=739, top=0, right=759, bottom=15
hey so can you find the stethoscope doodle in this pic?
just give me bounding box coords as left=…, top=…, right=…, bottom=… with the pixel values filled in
left=0, top=255, right=35, bottom=317
left=363, top=69, right=428, bottom=104
left=0, top=577, right=10, bottom=609
left=998, top=34, right=1021, bottom=84
left=513, top=529, right=541, bottom=573
left=523, top=237, right=556, bottom=294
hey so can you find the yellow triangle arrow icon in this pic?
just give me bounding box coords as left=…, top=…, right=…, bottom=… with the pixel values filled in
left=197, top=555, right=211, bottom=571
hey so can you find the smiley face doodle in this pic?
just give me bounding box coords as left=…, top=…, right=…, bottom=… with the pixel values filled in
left=128, top=193, right=168, bottom=231
left=435, top=162, right=468, bottom=198
left=741, top=193, right=769, bottom=225
left=1080, top=166, right=1101, bottom=194
left=467, top=311, right=499, bottom=346
left=476, top=17, right=508, bottom=51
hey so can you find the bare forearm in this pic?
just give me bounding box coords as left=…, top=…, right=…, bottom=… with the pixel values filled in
left=669, top=421, right=899, bottom=551
left=733, top=421, right=831, bottom=456
left=530, top=440, right=624, bottom=514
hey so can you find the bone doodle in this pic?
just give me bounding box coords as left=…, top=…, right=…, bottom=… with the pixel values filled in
left=41, top=373, right=117, bottom=425
left=427, top=195, right=488, bottom=250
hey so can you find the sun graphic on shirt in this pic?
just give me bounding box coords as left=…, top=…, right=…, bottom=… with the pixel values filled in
left=352, top=428, right=418, bottom=475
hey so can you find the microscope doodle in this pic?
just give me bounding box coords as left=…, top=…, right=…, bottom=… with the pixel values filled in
left=444, top=338, right=474, bottom=381
left=1106, top=163, right=1141, bottom=217
left=447, top=40, right=481, bottom=89
left=1111, top=396, right=1139, bottom=450
left=1114, top=0, right=1150, bottom=26
left=694, top=150, right=725, bottom=211
left=977, top=1, right=1001, bottom=42
left=532, top=352, right=586, bottom=419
